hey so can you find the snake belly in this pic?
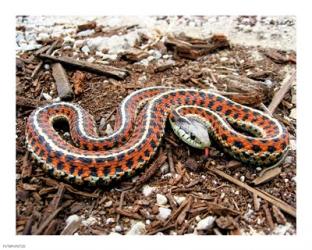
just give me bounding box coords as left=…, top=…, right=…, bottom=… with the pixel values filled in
left=25, top=87, right=289, bottom=185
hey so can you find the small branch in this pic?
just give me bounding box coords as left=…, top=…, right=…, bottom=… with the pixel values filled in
left=209, top=168, right=296, bottom=217
left=40, top=54, right=129, bottom=80
left=31, top=40, right=58, bottom=79
left=33, top=200, right=73, bottom=235
left=268, top=70, right=296, bottom=114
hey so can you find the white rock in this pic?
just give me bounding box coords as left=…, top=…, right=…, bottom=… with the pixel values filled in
left=81, top=45, right=90, bottom=54
left=73, top=40, right=84, bottom=49
left=66, top=214, right=81, bottom=225
left=145, top=219, right=151, bottom=225
left=44, top=64, right=50, bottom=70
left=289, top=108, right=296, bottom=119
left=126, top=222, right=146, bottom=235
left=148, top=49, right=162, bottom=59
left=77, top=29, right=95, bottom=37
left=102, top=54, right=118, bottom=61
left=157, top=207, right=172, bottom=220
left=174, top=196, right=186, bottom=205
left=290, top=139, right=296, bottom=150
left=87, top=57, right=95, bottom=63
left=142, top=185, right=155, bottom=197
left=105, top=124, right=114, bottom=135
left=42, top=93, right=52, bottom=101
left=37, top=33, right=50, bottom=41
left=104, top=200, right=113, bottom=208
left=106, top=218, right=115, bottom=224
left=196, top=216, right=216, bottom=230
left=114, top=225, right=122, bottom=232
left=82, top=216, right=97, bottom=226
left=156, top=194, right=168, bottom=205
left=109, top=232, right=121, bottom=236
left=240, top=176, right=245, bottom=182
left=160, top=162, right=169, bottom=174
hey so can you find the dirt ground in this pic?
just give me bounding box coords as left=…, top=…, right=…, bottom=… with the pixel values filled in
left=15, top=16, right=296, bottom=235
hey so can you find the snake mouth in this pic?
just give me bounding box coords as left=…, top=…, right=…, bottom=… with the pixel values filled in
left=204, top=147, right=209, bottom=157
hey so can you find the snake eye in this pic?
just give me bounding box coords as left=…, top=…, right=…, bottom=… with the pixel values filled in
left=190, top=134, right=196, bottom=140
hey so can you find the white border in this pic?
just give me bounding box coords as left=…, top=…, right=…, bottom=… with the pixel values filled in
left=1, top=1, right=311, bottom=250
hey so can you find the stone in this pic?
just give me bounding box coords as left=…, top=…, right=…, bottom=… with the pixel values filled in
left=160, top=162, right=169, bottom=174
left=157, top=207, right=172, bottom=220
left=174, top=196, right=186, bottom=205
left=105, top=124, right=114, bottom=136
left=289, top=108, right=296, bottom=119
left=81, top=216, right=97, bottom=226
left=42, top=93, right=52, bottom=101
left=196, top=216, right=216, bottom=230
left=156, top=194, right=168, bottom=205
left=81, top=45, right=90, bottom=54
left=66, top=215, right=81, bottom=225
left=104, top=200, right=113, bottom=208
left=142, top=185, right=155, bottom=197
left=126, top=222, right=146, bottom=235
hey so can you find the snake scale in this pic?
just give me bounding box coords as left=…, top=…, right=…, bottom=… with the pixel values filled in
left=25, top=86, right=289, bottom=185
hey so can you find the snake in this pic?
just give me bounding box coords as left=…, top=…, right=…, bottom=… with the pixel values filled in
left=25, top=86, right=289, bottom=185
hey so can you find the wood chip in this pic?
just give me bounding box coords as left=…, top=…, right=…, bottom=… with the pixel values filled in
left=268, top=70, right=296, bottom=114
left=252, top=167, right=282, bottom=185
left=51, top=63, right=74, bottom=100
left=272, top=205, right=287, bottom=225
left=263, top=202, right=275, bottom=230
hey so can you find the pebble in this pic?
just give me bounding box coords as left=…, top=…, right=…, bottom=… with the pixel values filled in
left=145, top=219, right=151, bottom=225
left=105, top=124, right=114, bottom=135
left=157, top=207, right=172, bottom=220
left=106, top=218, right=115, bottom=224
left=104, top=200, right=113, bottom=208
left=142, top=185, right=155, bottom=197
left=37, top=33, right=50, bottom=41
left=66, top=214, right=81, bottom=225
left=102, top=54, right=118, bottom=61
left=82, top=216, right=97, bottom=226
left=114, top=225, right=122, bottom=232
left=284, top=156, right=293, bottom=164
left=256, top=167, right=262, bottom=172
left=290, top=139, right=296, bottom=150
left=160, top=162, right=169, bottom=174
left=44, top=64, right=50, bottom=70
left=156, top=194, right=168, bottom=205
left=126, top=222, right=146, bottom=235
left=87, top=57, right=95, bottom=63
left=42, top=93, right=52, bottom=101
left=81, top=45, right=90, bottom=54
left=174, top=196, right=186, bottom=205
left=109, top=232, right=121, bottom=236
left=240, top=175, right=245, bottom=182
left=77, top=29, right=95, bottom=37
left=289, top=108, right=296, bottom=119
left=196, top=216, right=216, bottom=230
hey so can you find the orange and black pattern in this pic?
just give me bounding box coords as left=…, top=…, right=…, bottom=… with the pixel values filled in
left=25, top=87, right=289, bottom=185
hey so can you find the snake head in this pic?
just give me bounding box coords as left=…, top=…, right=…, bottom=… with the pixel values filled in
left=169, top=109, right=211, bottom=149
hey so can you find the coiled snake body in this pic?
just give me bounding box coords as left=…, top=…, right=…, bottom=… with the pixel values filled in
left=26, top=86, right=289, bottom=185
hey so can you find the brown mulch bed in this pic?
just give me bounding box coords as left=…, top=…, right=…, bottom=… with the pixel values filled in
left=16, top=27, right=296, bottom=235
